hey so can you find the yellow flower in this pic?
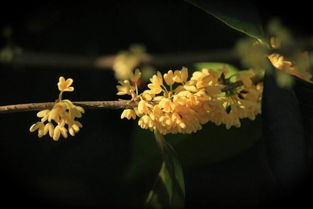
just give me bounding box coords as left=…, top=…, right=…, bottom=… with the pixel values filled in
left=30, top=76, right=84, bottom=140
left=117, top=67, right=262, bottom=134
left=164, top=70, right=174, bottom=86
left=116, top=80, right=132, bottom=96
left=184, top=69, right=223, bottom=101
left=68, top=121, right=83, bottom=136
left=121, top=109, right=137, bottom=120
left=48, top=103, right=66, bottom=123
left=138, top=114, right=155, bottom=130
left=29, top=122, right=45, bottom=137
left=223, top=105, right=241, bottom=129
left=137, top=100, right=151, bottom=115
left=268, top=35, right=312, bottom=82
left=111, top=45, right=149, bottom=80
left=173, top=67, right=188, bottom=83
left=116, top=70, right=142, bottom=100
left=268, top=53, right=312, bottom=82
left=208, top=70, right=262, bottom=129
left=148, top=71, right=163, bottom=94
left=142, top=90, right=153, bottom=101
left=139, top=68, right=212, bottom=134
left=44, top=123, right=55, bottom=138
left=58, top=76, right=74, bottom=92
left=158, top=98, right=174, bottom=113
left=63, top=99, right=85, bottom=118
left=268, top=53, right=293, bottom=70
left=190, top=69, right=219, bottom=89
left=113, top=56, right=138, bottom=80
left=236, top=70, right=255, bottom=88
left=53, top=124, right=68, bottom=141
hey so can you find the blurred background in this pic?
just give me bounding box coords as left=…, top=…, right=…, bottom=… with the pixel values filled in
left=0, top=1, right=312, bottom=209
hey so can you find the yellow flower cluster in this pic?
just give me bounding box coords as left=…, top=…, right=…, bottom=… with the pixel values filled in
left=117, top=67, right=262, bottom=134
left=268, top=52, right=312, bottom=82
left=112, top=45, right=150, bottom=81
left=268, top=37, right=312, bottom=82
left=30, top=77, right=84, bottom=141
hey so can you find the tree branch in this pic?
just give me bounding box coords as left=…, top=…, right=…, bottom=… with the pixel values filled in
left=0, top=100, right=137, bottom=114
left=0, top=76, right=263, bottom=114
left=1, top=49, right=237, bottom=70
left=3, top=37, right=313, bottom=70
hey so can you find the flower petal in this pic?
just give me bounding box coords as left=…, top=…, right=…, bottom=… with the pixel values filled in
left=37, top=109, right=50, bottom=118
left=29, top=122, right=44, bottom=132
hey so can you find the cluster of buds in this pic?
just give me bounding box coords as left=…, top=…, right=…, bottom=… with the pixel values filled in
left=112, top=45, right=150, bottom=81
left=29, top=77, right=84, bottom=141
left=117, top=67, right=262, bottom=135
left=268, top=44, right=312, bottom=82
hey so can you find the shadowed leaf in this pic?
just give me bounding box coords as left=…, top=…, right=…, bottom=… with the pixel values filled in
left=185, top=0, right=268, bottom=45
left=193, top=62, right=239, bottom=76
left=145, top=132, right=185, bottom=209
left=125, top=117, right=262, bottom=181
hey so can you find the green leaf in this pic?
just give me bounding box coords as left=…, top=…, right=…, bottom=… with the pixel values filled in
left=175, top=116, right=262, bottom=166
left=185, top=0, right=268, bottom=45
left=125, top=116, right=262, bottom=181
left=275, top=70, right=294, bottom=88
left=145, top=131, right=185, bottom=209
left=124, top=122, right=187, bottom=181
left=193, top=62, right=239, bottom=77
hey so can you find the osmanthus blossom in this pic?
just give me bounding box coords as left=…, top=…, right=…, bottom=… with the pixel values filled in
left=268, top=53, right=312, bottom=82
left=30, top=77, right=84, bottom=141
left=268, top=37, right=312, bottom=82
left=112, top=45, right=150, bottom=81
left=57, top=76, right=74, bottom=92
left=117, top=66, right=262, bottom=134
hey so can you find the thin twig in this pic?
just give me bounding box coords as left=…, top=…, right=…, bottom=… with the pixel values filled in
left=2, top=49, right=237, bottom=70
left=0, top=100, right=137, bottom=114
left=3, top=37, right=313, bottom=70
left=0, top=76, right=263, bottom=114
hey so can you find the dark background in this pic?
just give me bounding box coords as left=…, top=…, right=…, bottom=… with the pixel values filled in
left=0, top=1, right=312, bottom=209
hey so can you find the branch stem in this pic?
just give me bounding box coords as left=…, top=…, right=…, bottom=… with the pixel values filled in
left=0, top=100, right=137, bottom=114
left=0, top=76, right=263, bottom=114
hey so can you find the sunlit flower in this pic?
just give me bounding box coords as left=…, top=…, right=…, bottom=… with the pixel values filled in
left=116, top=69, right=142, bottom=100
left=68, top=121, right=83, bottom=137
left=30, top=77, right=84, bottom=141
left=268, top=53, right=312, bottom=82
left=29, top=122, right=45, bottom=137
left=117, top=80, right=132, bottom=95
left=164, top=70, right=174, bottom=86
left=52, top=124, right=68, bottom=141
left=268, top=53, right=293, bottom=70
left=118, top=66, right=262, bottom=134
left=236, top=70, right=255, bottom=88
left=173, top=67, right=188, bottom=83
left=111, top=45, right=149, bottom=81
left=58, top=76, right=74, bottom=92
left=121, top=109, right=137, bottom=120
left=148, top=72, right=163, bottom=94
left=268, top=35, right=312, bottom=83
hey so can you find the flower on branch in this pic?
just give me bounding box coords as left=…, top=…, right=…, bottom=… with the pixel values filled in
left=30, top=77, right=84, bottom=141
left=117, top=67, right=262, bottom=134
left=268, top=52, right=312, bottom=82
left=116, top=69, right=141, bottom=100
left=112, top=44, right=150, bottom=81
left=58, top=76, right=74, bottom=92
